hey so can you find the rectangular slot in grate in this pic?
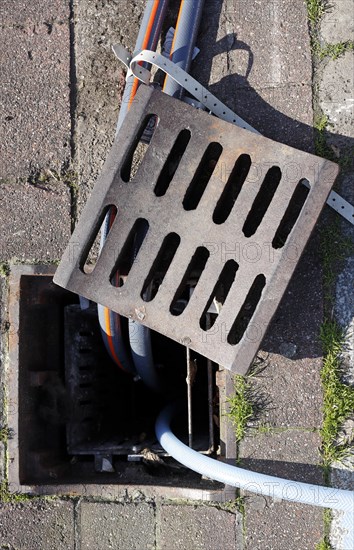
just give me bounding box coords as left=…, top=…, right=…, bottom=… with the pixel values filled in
left=54, top=85, right=339, bottom=374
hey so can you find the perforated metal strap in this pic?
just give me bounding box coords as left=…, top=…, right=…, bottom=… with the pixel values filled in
left=326, top=190, right=354, bottom=224
left=113, top=45, right=256, bottom=132
left=113, top=45, right=354, bottom=226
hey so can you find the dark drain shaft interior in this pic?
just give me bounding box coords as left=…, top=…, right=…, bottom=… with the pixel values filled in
left=11, top=270, right=234, bottom=496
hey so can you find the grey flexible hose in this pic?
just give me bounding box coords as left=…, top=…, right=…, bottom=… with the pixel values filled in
left=98, top=0, right=169, bottom=373
left=127, top=0, right=205, bottom=390
left=156, top=404, right=354, bottom=519
left=163, top=0, right=205, bottom=98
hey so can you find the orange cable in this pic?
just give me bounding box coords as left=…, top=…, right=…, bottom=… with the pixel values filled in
left=128, top=0, right=161, bottom=108
left=104, top=1, right=161, bottom=366
left=162, top=0, right=185, bottom=91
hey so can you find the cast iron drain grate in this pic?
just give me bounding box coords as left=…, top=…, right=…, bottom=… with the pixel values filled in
left=54, top=85, right=338, bottom=374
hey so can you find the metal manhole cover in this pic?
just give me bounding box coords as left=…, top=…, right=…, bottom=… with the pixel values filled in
left=54, top=85, right=338, bottom=374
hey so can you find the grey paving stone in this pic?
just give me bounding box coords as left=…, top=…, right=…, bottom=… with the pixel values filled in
left=230, top=84, right=314, bottom=151
left=0, top=181, right=71, bottom=262
left=247, top=356, right=323, bottom=429
left=319, top=51, right=354, bottom=150
left=321, top=0, right=354, bottom=43
left=0, top=7, right=71, bottom=180
left=239, top=430, right=324, bottom=484
left=244, top=496, right=323, bottom=550
left=1, top=0, right=69, bottom=25
left=196, top=0, right=313, bottom=90
left=74, top=0, right=145, bottom=210
left=0, top=499, right=75, bottom=550
left=157, top=504, right=239, bottom=550
left=331, top=458, right=354, bottom=490
left=79, top=501, right=155, bottom=550
left=247, top=235, right=324, bottom=429
left=193, top=0, right=314, bottom=151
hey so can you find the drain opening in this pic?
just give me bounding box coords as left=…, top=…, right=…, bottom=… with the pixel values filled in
left=200, top=260, right=239, bottom=330
left=272, top=179, right=311, bottom=249
left=243, top=166, right=282, bottom=237
left=170, top=246, right=210, bottom=316
left=213, top=154, right=251, bottom=224
left=110, top=218, right=149, bottom=287
left=121, top=114, right=158, bottom=183
left=227, top=274, right=266, bottom=345
left=12, top=269, right=230, bottom=495
left=141, top=233, right=181, bottom=301
left=154, top=129, right=191, bottom=197
left=81, top=204, right=118, bottom=274
left=183, top=142, right=223, bottom=210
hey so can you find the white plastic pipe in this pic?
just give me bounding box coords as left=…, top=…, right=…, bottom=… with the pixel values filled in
left=156, top=404, right=354, bottom=519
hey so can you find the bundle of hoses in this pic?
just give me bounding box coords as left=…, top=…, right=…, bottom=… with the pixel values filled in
left=99, top=0, right=205, bottom=389
left=96, top=0, right=354, bottom=532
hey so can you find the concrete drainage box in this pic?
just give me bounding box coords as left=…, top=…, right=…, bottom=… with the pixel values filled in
left=7, top=265, right=236, bottom=500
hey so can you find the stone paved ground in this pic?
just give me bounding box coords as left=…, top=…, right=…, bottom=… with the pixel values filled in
left=0, top=0, right=353, bottom=549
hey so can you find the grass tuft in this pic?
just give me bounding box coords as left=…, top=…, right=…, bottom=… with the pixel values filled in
left=306, top=0, right=327, bottom=24
left=0, top=481, right=32, bottom=503
left=319, top=320, right=354, bottom=469
left=0, top=426, right=12, bottom=443
left=319, top=40, right=354, bottom=60
left=226, top=375, right=254, bottom=442
left=316, top=538, right=332, bottom=550
left=0, top=263, right=10, bottom=278
left=313, top=114, right=335, bottom=161
left=316, top=509, right=333, bottom=549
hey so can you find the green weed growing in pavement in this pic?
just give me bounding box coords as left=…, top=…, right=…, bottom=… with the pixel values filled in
left=316, top=170, right=353, bottom=543
left=305, top=1, right=351, bottom=62
left=306, top=0, right=329, bottom=56
left=226, top=375, right=254, bottom=443
left=319, top=40, right=354, bottom=60
left=316, top=538, right=332, bottom=550
left=306, top=0, right=328, bottom=24
left=0, top=263, right=10, bottom=277
left=0, top=426, right=12, bottom=443
left=313, top=113, right=335, bottom=161
left=319, top=220, right=354, bottom=473
left=0, top=481, right=32, bottom=503
left=234, top=495, right=245, bottom=516
left=316, top=509, right=333, bottom=550
left=319, top=320, right=354, bottom=471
